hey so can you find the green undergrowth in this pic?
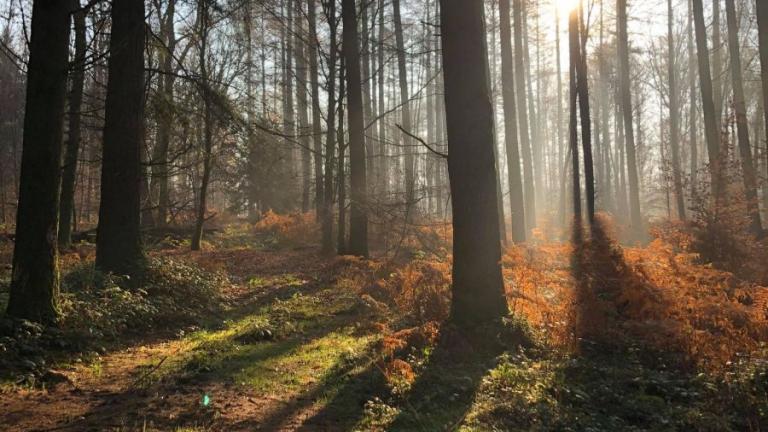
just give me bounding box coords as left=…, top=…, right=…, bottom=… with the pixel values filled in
left=0, top=255, right=227, bottom=387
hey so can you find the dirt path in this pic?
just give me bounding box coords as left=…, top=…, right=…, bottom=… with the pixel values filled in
left=0, top=248, right=365, bottom=432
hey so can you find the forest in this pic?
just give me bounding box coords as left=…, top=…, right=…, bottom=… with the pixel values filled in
left=1, top=0, right=768, bottom=430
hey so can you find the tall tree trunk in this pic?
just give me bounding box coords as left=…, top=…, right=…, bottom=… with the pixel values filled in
left=556, top=9, right=567, bottom=226
left=513, top=0, right=535, bottom=231
left=667, top=0, right=686, bottom=220
left=576, top=4, right=594, bottom=224
left=321, top=0, right=338, bottom=253
left=296, top=0, right=311, bottom=213
left=342, top=0, right=368, bottom=257
left=191, top=0, right=213, bottom=251
left=499, top=0, right=526, bottom=242
left=377, top=0, right=387, bottom=198
left=96, top=0, right=146, bottom=276
left=393, top=0, right=415, bottom=211
left=712, top=0, right=723, bottom=123
left=439, top=0, right=509, bottom=324
left=688, top=0, right=699, bottom=192
left=617, top=0, right=643, bottom=238
left=692, top=0, right=723, bottom=199
left=337, top=58, right=347, bottom=254
left=725, top=0, right=762, bottom=234
left=59, top=2, right=87, bottom=248
left=309, top=0, right=324, bottom=218
left=6, top=0, right=71, bottom=323
left=153, top=0, right=176, bottom=227
left=283, top=0, right=296, bottom=208
left=569, top=6, right=581, bottom=225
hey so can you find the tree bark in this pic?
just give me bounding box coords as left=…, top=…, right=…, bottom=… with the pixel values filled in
left=6, top=0, right=71, bottom=323
left=296, top=0, right=311, bottom=213
left=577, top=4, right=594, bottom=224
left=342, top=0, right=368, bottom=257
left=309, top=0, right=324, bottom=218
left=569, top=7, right=581, bottom=225
left=439, top=0, right=509, bottom=324
left=96, top=0, right=146, bottom=276
left=758, top=0, right=768, bottom=159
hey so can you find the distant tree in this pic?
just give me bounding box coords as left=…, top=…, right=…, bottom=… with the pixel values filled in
left=667, top=0, right=686, bottom=220
left=499, top=0, right=526, bottom=242
left=96, top=0, right=146, bottom=276
left=692, top=0, right=724, bottom=200
left=59, top=0, right=88, bottom=248
left=724, top=0, right=762, bottom=235
left=6, top=0, right=72, bottom=322
left=617, top=0, right=643, bottom=238
left=342, top=0, right=368, bottom=257
left=439, top=0, right=509, bottom=323
left=513, top=0, right=536, bottom=230
left=392, top=0, right=415, bottom=212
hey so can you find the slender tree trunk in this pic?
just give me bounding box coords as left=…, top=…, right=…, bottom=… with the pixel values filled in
left=283, top=0, right=296, bottom=208
left=377, top=0, right=387, bottom=198
left=688, top=0, right=699, bottom=192
left=96, top=0, right=146, bottom=276
left=153, top=0, right=176, bottom=228
left=725, top=0, right=762, bottom=234
left=712, top=0, right=723, bottom=123
left=309, top=0, right=324, bottom=218
left=342, top=0, right=368, bottom=256
left=296, top=0, right=311, bottom=213
left=6, top=0, right=71, bottom=322
left=617, top=0, right=643, bottom=238
left=59, top=3, right=87, bottom=248
left=692, top=0, right=723, bottom=199
left=192, top=0, right=213, bottom=251
left=569, top=7, right=582, bottom=225
left=439, top=0, right=508, bottom=324
left=577, top=4, right=594, bottom=224
left=321, top=0, right=338, bottom=253
left=337, top=58, right=347, bottom=254
left=500, top=0, right=526, bottom=242
left=513, top=0, right=535, bottom=231
left=667, top=0, right=686, bottom=220
left=393, top=0, right=415, bottom=212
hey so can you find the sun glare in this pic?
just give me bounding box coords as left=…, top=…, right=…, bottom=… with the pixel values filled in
left=554, top=0, right=580, bottom=13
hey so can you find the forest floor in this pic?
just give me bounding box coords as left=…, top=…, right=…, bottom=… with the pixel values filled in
left=0, top=216, right=767, bottom=431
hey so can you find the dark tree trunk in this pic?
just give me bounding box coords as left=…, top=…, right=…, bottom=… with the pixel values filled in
left=499, top=0, right=526, bottom=243
left=725, top=0, right=762, bottom=234
left=342, top=0, right=368, bottom=257
left=6, top=0, right=71, bottom=323
left=439, top=0, right=509, bottom=324
left=692, top=0, right=723, bottom=199
left=617, top=0, right=643, bottom=238
left=688, top=0, right=698, bottom=187
left=59, top=2, right=87, bottom=248
left=95, top=0, right=146, bottom=276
